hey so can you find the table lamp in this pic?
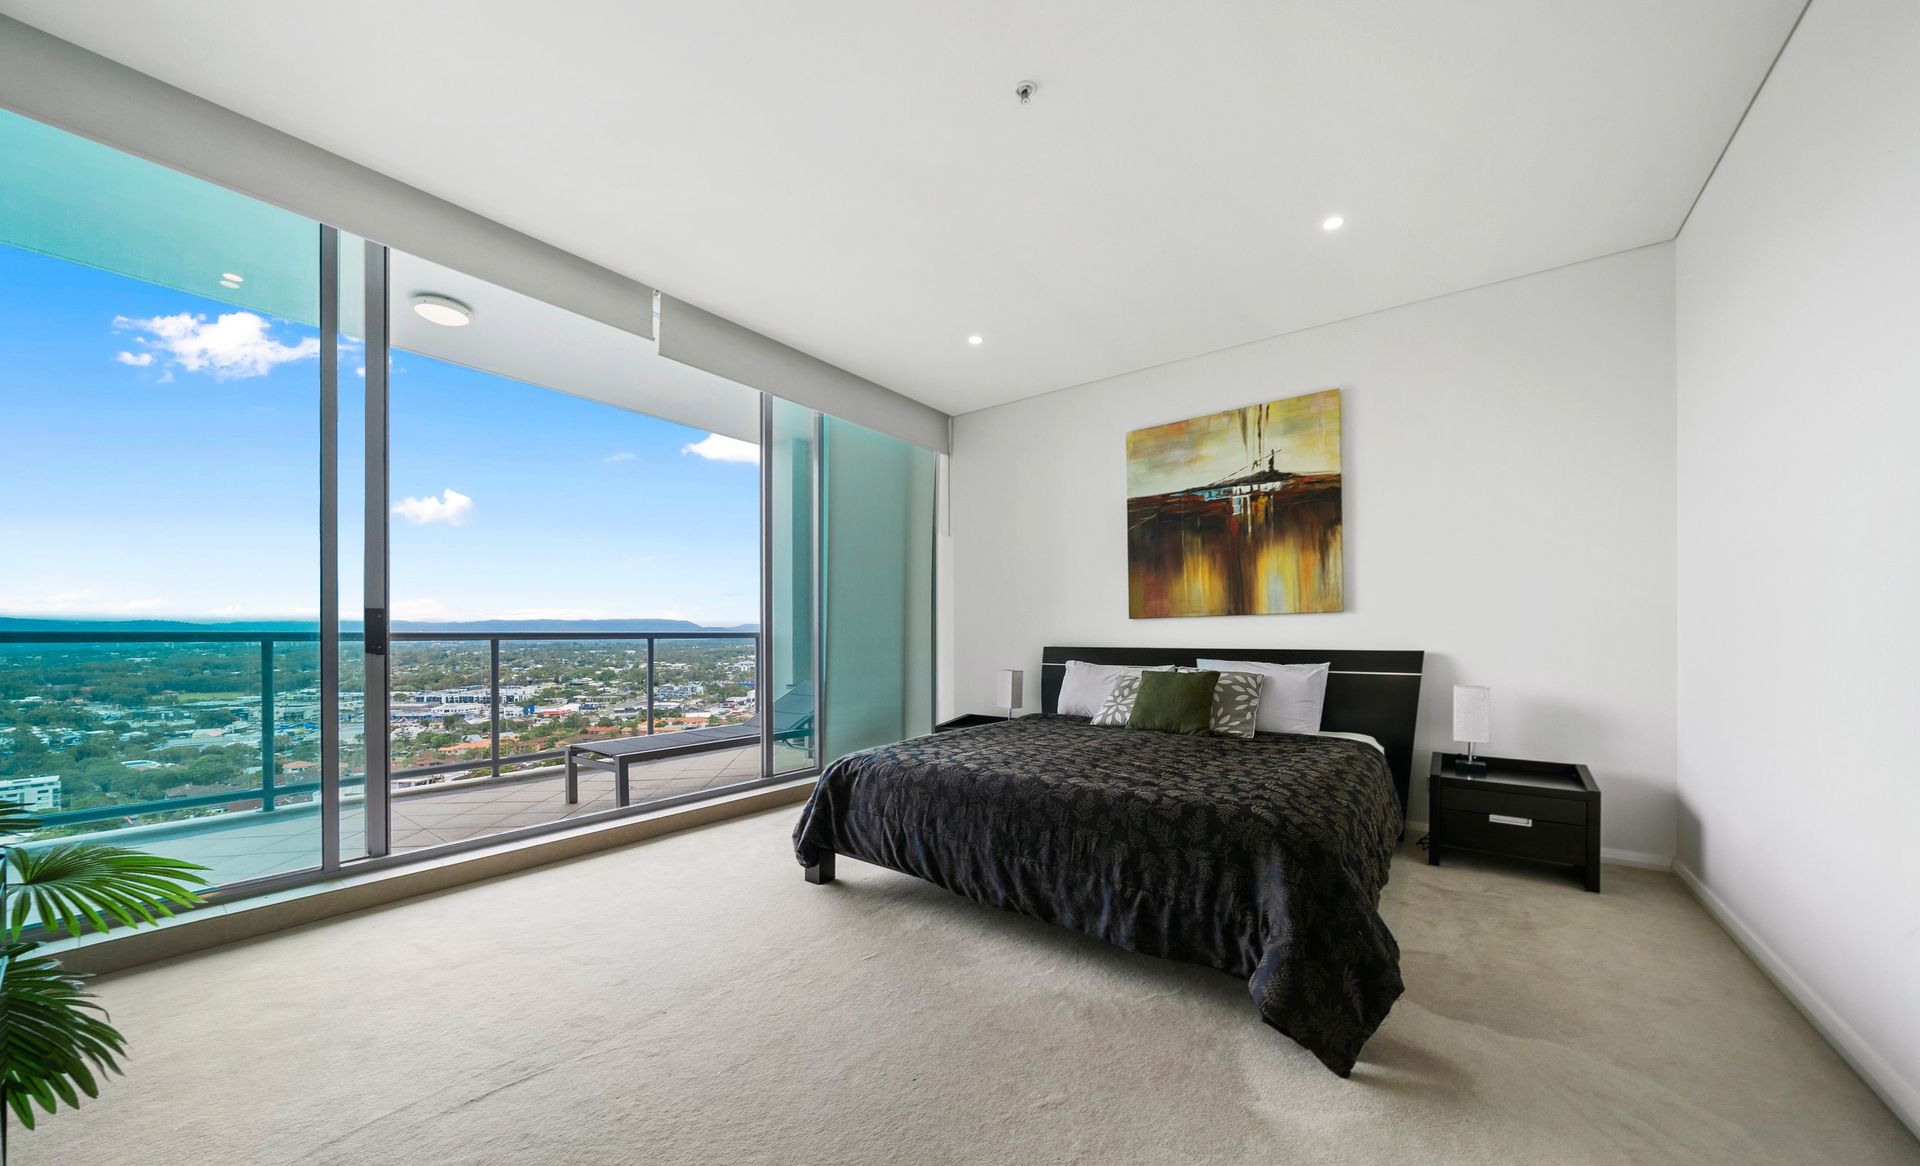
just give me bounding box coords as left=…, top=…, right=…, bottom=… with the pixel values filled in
left=1453, top=685, right=1490, bottom=775
left=996, top=669, right=1024, bottom=721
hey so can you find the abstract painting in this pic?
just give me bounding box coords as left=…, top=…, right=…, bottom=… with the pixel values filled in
left=1127, top=388, right=1344, bottom=618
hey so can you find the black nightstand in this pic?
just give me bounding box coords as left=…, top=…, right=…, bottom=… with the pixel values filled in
left=936, top=713, right=1009, bottom=732
left=1428, top=752, right=1601, bottom=892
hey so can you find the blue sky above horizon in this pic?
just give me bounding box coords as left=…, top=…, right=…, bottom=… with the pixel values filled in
left=0, top=243, right=760, bottom=626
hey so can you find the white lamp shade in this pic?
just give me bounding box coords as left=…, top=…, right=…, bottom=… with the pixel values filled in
left=996, top=669, right=1025, bottom=711
left=1452, top=685, right=1490, bottom=744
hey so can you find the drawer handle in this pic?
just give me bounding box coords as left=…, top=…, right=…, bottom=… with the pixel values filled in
left=1488, top=814, right=1533, bottom=827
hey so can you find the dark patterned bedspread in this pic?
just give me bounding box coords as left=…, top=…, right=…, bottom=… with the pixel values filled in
left=791, top=714, right=1404, bottom=1076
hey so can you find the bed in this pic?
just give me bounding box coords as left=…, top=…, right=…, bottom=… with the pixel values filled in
left=791, top=646, right=1424, bottom=1076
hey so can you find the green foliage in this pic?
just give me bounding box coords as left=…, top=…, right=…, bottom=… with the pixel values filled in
left=6, top=846, right=205, bottom=941
left=0, top=798, right=207, bottom=1136
left=0, top=944, right=123, bottom=1130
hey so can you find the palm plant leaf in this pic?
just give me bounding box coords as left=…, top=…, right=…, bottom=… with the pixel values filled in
left=0, top=942, right=125, bottom=1129
left=6, top=845, right=208, bottom=941
left=0, top=799, right=38, bottom=836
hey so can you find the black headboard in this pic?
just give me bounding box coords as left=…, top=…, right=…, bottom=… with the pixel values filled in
left=1040, top=646, right=1426, bottom=818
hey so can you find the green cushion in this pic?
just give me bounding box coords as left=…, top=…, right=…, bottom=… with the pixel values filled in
left=1127, top=670, right=1220, bottom=735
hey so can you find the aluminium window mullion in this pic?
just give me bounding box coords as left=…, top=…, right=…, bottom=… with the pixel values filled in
left=758, top=392, right=774, bottom=780
left=812, top=411, right=827, bottom=766
left=362, top=239, right=392, bottom=858
left=318, top=224, right=341, bottom=871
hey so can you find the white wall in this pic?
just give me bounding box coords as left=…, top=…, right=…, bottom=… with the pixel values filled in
left=1675, top=0, right=1920, bottom=1129
left=948, top=244, right=1677, bottom=860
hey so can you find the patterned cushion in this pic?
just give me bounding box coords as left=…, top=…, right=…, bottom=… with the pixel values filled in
left=1209, top=671, right=1264, bottom=738
left=1092, top=668, right=1263, bottom=737
left=1090, top=673, right=1143, bottom=727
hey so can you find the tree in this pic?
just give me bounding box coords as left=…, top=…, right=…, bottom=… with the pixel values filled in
left=0, top=799, right=206, bottom=1161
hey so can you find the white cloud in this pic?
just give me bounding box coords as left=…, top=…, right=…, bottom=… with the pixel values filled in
left=114, top=311, right=320, bottom=379
left=603, top=451, right=636, bottom=464
left=681, top=434, right=759, bottom=464
left=114, top=351, right=154, bottom=367
left=392, top=488, right=473, bottom=526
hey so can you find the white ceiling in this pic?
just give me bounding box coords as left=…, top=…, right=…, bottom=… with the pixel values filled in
left=3, top=1, right=1803, bottom=415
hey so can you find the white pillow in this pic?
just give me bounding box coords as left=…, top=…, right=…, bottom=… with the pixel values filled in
left=1055, top=660, right=1176, bottom=717
left=1195, top=659, right=1330, bottom=734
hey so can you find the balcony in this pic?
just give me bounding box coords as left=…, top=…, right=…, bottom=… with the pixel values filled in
left=0, top=628, right=806, bottom=892
left=83, top=741, right=766, bottom=883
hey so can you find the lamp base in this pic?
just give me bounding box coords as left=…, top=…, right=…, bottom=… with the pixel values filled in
left=1454, top=754, right=1489, bottom=776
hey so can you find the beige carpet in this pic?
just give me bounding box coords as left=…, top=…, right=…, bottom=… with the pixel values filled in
left=17, top=808, right=1917, bottom=1165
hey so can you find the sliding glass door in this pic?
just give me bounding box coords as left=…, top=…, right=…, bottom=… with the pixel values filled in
left=370, top=248, right=765, bottom=851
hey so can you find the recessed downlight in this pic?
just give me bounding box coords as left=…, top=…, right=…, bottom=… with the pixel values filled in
left=410, top=293, right=473, bottom=327
left=218, top=279, right=241, bottom=289
left=221, top=272, right=244, bottom=283
left=1322, top=215, right=1345, bottom=232
left=967, top=335, right=983, bottom=346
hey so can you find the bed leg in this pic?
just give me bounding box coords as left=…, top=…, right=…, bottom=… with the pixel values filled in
left=805, top=849, right=836, bottom=885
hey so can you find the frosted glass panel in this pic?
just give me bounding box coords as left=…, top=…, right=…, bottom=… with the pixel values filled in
left=822, top=416, right=936, bottom=761
left=0, top=109, right=318, bottom=325
left=770, top=399, right=817, bottom=772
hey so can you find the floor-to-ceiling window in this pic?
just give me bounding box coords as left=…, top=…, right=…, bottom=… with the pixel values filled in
left=0, top=108, right=327, bottom=883
left=1, top=105, right=937, bottom=900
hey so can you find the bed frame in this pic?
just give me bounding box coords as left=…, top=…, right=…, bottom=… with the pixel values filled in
left=800, top=646, right=1426, bottom=885
left=1040, top=646, right=1426, bottom=820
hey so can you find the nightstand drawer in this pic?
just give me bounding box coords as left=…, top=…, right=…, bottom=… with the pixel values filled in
left=1443, top=787, right=1586, bottom=825
left=1440, top=809, right=1586, bottom=864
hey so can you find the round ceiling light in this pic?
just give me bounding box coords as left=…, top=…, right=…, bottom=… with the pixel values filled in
left=1322, top=215, right=1345, bottom=232
left=410, top=293, right=473, bottom=327
left=967, top=335, right=984, bottom=346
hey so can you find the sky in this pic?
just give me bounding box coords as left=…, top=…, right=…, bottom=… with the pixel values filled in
left=0, top=243, right=761, bottom=626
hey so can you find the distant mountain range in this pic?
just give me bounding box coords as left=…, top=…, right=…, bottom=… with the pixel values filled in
left=0, top=616, right=759, bottom=634
left=396, top=618, right=759, bottom=634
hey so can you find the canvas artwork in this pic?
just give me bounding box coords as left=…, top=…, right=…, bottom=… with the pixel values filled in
left=1126, top=388, right=1344, bottom=618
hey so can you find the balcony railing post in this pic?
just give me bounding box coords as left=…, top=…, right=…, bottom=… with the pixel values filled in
left=489, top=637, right=502, bottom=780
left=645, top=636, right=656, bottom=736
left=260, top=638, right=277, bottom=812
